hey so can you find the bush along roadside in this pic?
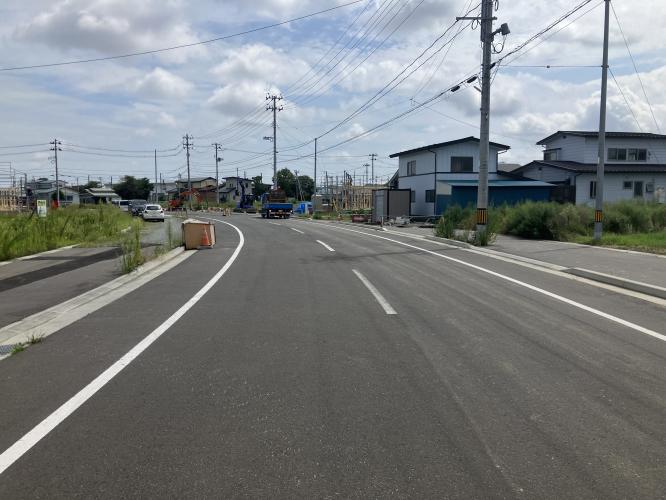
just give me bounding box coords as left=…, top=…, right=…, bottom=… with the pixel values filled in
left=120, top=219, right=145, bottom=273
left=433, top=200, right=666, bottom=251
left=0, top=205, right=136, bottom=261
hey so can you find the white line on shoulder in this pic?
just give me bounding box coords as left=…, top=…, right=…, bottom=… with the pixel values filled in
left=0, top=220, right=245, bottom=476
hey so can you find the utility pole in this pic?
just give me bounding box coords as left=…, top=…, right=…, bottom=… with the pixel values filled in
left=363, top=163, right=370, bottom=186
left=314, top=138, right=318, bottom=204
left=266, top=93, right=283, bottom=188
left=460, top=1, right=509, bottom=238
left=183, top=134, right=193, bottom=209
left=50, top=139, right=62, bottom=207
left=294, top=169, right=303, bottom=201
left=213, top=142, right=222, bottom=205
left=154, top=149, right=158, bottom=202
left=369, top=153, right=377, bottom=185
left=594, top=0, right=611, bottom=240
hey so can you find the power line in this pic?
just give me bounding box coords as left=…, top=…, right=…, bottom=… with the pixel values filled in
left=0, top=0, right=365, bottom=72
left=316, top=3, right=479, bottom=140
left=609, top=67, right=643, bottom=132
left=0, top=143, right=50, bottom=149
left=610, top=2, right=660, bottom=133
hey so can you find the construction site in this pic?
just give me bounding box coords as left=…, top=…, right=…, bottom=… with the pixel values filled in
left=313, top=171, right=383, bottom=212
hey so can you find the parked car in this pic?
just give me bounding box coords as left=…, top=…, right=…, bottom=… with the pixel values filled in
left=142, top=204, right=165, bottom=222
left=129, top=199, right=147, bottom=216
left=111, top=199, right=130, bottom=212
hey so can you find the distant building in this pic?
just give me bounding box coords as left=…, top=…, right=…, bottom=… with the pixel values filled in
left=515, top=131, right=666, bottom=204
left=390, top=136, right=552, bottom=216
left=171, top=177, right=218, bottom=204
left=219, top=177, right=254, bottom=205
left=26, top=178, right=79, bottom=206
left=80, top=187, right=119, bottom=204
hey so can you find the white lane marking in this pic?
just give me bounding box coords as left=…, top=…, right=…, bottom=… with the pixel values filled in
left=268, top=222, right=282, bottom=226
left=352, top=269, right=397, bottom=315
left=291, top=228, right=305, bottom=234
left=0, top=220, right=245, bottom=476
left=316, top=240, right=335, bottom=252
left=306, top=222, right=666, bottom=343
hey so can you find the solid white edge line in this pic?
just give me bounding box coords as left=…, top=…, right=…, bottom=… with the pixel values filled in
left=352, top=269, right=397, bottom=315
left=316, top=240, right=335, bottom=252
left=291, top=228, right=305, bottom=234
left=0, top=220, right=245, bottom=476
left=306, top=222, right=666, bottom=343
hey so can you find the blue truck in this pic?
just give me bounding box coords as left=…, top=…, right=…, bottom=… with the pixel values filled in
left=261, top=189, right=293, bottom=219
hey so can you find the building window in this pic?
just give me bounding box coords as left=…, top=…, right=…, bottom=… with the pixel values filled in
left=646, top=182, right=654, bottom=193
left=608, top=148, right=646, bottom=161
left=623, top=181, right=633, bottom=190
left=407, top=160, right=416, bottom=176
left=425, top=189, right=435, bottom=203
left=451, top=156, right=473, bottom=173
left=410, top=190, right=415, bottom=203
left=633, top=181, right=644, bottom=197
left=589, top=180, right=597, bottom=199
left=543, top=149, right=559, bottom=161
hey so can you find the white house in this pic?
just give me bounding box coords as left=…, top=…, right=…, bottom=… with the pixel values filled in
left=390, top=136, right=553, bottom=216
left=515, top=131, right=666, bottom=204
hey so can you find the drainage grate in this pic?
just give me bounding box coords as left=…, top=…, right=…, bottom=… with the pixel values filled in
left=0, top=345, right=15, bottom=355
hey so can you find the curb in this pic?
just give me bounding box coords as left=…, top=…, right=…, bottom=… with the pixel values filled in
left=0, top=245, right=79, bottom=267
left=563, top=268, right=666, bottom=300
left=0, top=246, right=193, bottom=359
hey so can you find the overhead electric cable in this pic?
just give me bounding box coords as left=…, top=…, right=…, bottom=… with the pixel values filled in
left=0, top=0, right=365, bottom=72
left=610, top=2, right=660, bottom=132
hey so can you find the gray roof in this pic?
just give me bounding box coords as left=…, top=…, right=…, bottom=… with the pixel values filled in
left=537, top=131, right=666, bottom=145
left=389, top=136, right=510, bottom=158
left=517, top=160, right=666, bottom=174
left=85, top=188, right=119, bottom=197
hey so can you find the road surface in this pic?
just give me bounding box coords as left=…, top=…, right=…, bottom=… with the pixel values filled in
left=0, top=215, right=664, bottom=498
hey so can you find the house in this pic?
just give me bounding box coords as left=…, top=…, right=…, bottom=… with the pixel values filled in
left=218, top=177, right=254, bottom=205
left=390, top=136, right=553, bottom=216
left=515, top=131, right=666, bottom=204
left=80, top=187, right=119, bottom=204
left=26, top=178, right=79, bottom=206
left=171, top=177, right=219, bottom=204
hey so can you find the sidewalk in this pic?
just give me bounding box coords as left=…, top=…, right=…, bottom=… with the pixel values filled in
left=376, top=224, right=666, bottom=299
left=0, top=215, right=183, bottom=330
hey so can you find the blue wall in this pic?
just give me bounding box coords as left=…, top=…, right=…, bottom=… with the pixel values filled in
left=436, top=186, right=552, bottom=214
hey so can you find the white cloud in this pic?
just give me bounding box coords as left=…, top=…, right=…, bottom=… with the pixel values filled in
left=134, top=68, right=193, bottom=99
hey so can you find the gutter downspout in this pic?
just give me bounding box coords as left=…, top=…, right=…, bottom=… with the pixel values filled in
left=428, top=149, right=437, bottom=217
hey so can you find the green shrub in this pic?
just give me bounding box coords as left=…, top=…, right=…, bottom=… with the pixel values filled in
left=502, top=201, right=562, bottom=239
left=605, top=200, right=653, bottom=233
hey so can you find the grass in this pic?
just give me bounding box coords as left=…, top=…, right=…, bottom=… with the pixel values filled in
left=432, top=200, right=666, bottom=252
left=573, top=231, right=666, bottom=254
left=11, top=344, right=25, bottom=355
left=0, top=205, right=136, bottom=261
left=120, top=220, right=145, bottom=273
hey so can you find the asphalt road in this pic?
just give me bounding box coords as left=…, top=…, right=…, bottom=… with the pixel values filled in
left=0, top=215, right=664, bottom=498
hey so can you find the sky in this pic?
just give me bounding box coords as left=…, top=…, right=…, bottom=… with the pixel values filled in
left=1, top=0, right=665, bottom=188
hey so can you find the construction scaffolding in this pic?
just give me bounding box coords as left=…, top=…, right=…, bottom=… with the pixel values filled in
left=316, top=171, right=384, bottom=212
left=0, top=187, right=20, bottom=212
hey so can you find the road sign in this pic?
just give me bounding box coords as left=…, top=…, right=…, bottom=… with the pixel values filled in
left=37, top=199, right=47, bottom=217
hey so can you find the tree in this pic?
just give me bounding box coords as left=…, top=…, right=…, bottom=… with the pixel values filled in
left=252, top=175, right=270, bottom=198
left=114, top=176, right=153, bottom=200
left=276, top=168, right=296, bottom=197
left=297, top=175, right=314, bottom=200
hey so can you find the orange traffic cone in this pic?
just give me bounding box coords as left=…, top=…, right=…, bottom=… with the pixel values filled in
left=200, top=226, right=211, bottom=247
